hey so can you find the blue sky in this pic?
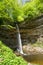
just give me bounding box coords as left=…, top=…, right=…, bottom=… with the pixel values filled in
left=22, top=0, right=30, bottom=4
left=22, top=0, right=26, bottom=4
left=18, top=0, right=26, bottom=5
left=18, top=0, right=30, bottom=5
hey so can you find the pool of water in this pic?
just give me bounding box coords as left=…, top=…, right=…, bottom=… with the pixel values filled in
left=30, top=60, right=43, bottom=65
left=22, top=54, right=43, bottom=65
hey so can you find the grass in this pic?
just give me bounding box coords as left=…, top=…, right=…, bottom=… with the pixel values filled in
left=0, top=41, right=27, bottom=65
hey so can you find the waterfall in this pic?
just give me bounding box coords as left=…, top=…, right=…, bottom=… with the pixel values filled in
left=16, top=24, right=23, bottom=54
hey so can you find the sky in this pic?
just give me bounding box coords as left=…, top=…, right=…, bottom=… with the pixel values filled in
left=18, top=0, right=30, bottom=5
left=18, top=0, right=26, bottom=5
left=22, top=0, right=26, bottom=4
left=22, top=0, right=30, bottom=4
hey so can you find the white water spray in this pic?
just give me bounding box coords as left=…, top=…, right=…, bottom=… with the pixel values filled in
left=16, top=24, right=23, bottom=54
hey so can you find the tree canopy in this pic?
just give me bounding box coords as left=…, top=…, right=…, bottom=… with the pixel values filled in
left=22, top=0, right=43, bottom=20
left=0, top=0, right=43, bottom=25
left=0, top=0, right=24, bottom=25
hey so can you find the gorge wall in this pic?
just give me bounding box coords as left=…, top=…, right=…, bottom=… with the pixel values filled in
left=0, top=25, right=43, bottom=50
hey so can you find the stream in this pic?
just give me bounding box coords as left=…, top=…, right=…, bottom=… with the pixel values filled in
left=16, top=24, right=23, bottom=54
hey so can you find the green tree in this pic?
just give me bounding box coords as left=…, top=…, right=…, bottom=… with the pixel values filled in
left=22, top=0, right=43, bottom=20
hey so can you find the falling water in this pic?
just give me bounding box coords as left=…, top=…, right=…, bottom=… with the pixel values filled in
left=16, top=24, right=23, bottom=54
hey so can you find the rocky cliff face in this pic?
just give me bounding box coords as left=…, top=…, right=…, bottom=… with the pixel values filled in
left=0, top=15, right=43, bottom=50
left=0, top=26, right=17, bottom=50
left=0, top=24, right=43, bottom=50
left=20, top=15, right=43, bottom=29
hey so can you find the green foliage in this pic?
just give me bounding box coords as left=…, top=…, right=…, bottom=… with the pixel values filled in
left=0, top=41, right=27, bottom=65
left=0, top=0, right=43, bottom=25
left=0, top=0, right=24, bottom=24
left=22, top=0, right=43, bottom=20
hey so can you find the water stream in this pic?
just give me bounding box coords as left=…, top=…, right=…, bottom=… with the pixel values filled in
left=16, top=24, right=23, bottom=54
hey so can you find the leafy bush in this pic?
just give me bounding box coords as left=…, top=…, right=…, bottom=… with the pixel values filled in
left=0, top=41, right=27, bottom=65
